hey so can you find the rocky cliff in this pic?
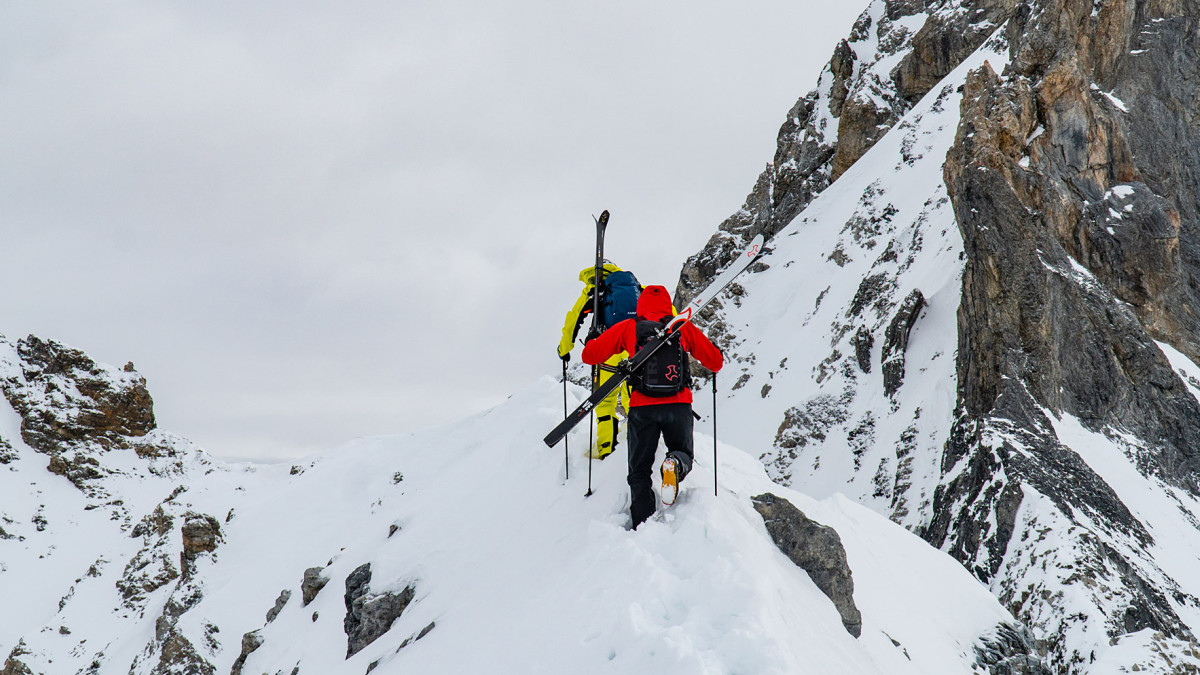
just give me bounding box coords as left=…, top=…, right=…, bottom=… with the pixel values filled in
left=681, top=0, right=1200, bottom=671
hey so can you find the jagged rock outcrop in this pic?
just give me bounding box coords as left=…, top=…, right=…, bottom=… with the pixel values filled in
left=123, top=511, right=224, bottom=675
left=751, top=493, right=862, bottom=637
left=180, top=512, right=222, bottom=580
left=0, top=641, right=33, bottom=675
left=344, top=563, right=417, bottom=658
left=0, top=335, right=190, bottom=496
left=1, top=337, right=155, bottom=452
left=118, top=504, right=181, bottom=610
left=974, top=623, right=1051, bottom=675
left=881, top=288, right=926, bottom=396
left=928, top=0, right=1200, bottom=670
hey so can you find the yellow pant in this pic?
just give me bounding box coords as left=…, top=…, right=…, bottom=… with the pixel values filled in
left=593, top=353, right=630, bottom=458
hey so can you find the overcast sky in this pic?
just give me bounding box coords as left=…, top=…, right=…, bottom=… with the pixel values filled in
left=0, top=1, right=865, bottom=461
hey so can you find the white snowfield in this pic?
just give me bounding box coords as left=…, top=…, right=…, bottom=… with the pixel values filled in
left=0, top=377, right=1018, bottom=675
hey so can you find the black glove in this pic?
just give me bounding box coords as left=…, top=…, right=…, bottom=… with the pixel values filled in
left=560, top=351, right=570, bottom=363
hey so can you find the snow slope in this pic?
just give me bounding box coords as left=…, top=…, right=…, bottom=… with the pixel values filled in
left=1, top=368, right=1023, bottom=674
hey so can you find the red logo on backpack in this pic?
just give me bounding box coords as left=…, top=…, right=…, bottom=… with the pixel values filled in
left=665, top=365, right=679, bottom=381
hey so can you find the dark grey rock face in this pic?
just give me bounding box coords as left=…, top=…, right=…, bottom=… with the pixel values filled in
left=751, top=493, right=862, bottom=637
left=344, top=563, right=417, bottom=658
left=893, top=0, right=1019, bottom=102
left=881, top=289, right=926, bottom=396
left=974, top=623, right=1051, bottom=675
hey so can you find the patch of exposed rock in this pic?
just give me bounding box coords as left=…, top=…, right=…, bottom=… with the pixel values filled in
left=229, top=630, right=263, bottom=675
left=302, top=566, right=330, bottom=606
left=974, top=623, right=1051, bottom=675
left=881, top=288, right=926, bottom=396
left=181, top=512, right=222, bottom=580
left=344, top=563, right=418, bottom=658
left=0, top=641, right=33, bottom=675
left=118, top=504, right=181, bottom=611
left=127, top=511, right=224, bottom=675
left=751, top=493, right=862, bottom=637
left=0, top=435, right=14, bottom=465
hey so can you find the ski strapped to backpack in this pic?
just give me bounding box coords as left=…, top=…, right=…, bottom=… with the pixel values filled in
left=543, top=234, right=765, bottom=448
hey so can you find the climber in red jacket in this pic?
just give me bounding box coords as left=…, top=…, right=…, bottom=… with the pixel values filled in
left=582, top=285, right=724, bottom=529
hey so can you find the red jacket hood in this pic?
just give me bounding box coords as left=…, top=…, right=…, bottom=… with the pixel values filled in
left=637, top=285, right=673, bottom=321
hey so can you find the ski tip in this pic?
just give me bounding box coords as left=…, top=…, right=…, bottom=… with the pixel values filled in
left=597, top=210, right=610, bottom=227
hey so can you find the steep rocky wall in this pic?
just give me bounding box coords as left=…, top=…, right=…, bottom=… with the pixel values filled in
left=935, top=0, right=1200, bottom=670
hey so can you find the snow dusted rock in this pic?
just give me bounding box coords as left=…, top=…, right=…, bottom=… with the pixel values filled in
left=343, top=563, right=417, bottom=658
left=0, top=641, right=33, bottom=675
left=0, top=436, right=14, bottom=466
left=302, top=566, right=330, bottom=606
left=881, top=288, right=926, bottom=396
left=180, top=512, right=222, bottom=580
left=2, top=336, right=155, bottom=452
left=0, top=335, right=202, bottom=503
left=266, top=589, right=291, bottom=623
left=752, top=493, right=863, bottom=637
left=118, top=504, right=181, bottom=610
left=229, top=630, right=263, bottom=675
left=973, top=623, right=1050, bottom=675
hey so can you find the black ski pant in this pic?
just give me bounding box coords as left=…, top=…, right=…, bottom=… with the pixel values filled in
left=626, top=402, right=694, bottom=529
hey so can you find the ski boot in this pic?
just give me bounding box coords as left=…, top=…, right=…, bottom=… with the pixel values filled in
left=661, top=457, right=679, bottom=505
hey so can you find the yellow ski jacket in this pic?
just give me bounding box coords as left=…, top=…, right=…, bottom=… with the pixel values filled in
left=558, top=263, right=625, bottom=359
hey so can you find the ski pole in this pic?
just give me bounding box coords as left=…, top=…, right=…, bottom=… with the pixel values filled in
left=562, top=359, right=570, bottom=481
left=713, top=372, right=718, bottom=497
left=586, top=364, right=596, bottom=497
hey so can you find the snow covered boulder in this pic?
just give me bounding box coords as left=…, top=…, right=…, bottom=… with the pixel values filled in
left=752, top=492, right=863, bottom=637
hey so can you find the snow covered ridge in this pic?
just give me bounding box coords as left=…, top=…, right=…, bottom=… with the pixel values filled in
left=675, top=0, right=1200, bottom=671
left=1, top=343, right=1040, bottom=675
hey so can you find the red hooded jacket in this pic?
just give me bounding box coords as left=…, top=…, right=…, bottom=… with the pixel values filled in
left=581, top=285, right=724, bottom=407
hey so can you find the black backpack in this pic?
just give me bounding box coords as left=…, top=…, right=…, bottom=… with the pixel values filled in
left=630, top=317, right=691, bottom=397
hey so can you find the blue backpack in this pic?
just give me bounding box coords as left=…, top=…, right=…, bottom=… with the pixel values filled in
left=599, top=270, right=641, bottom=329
